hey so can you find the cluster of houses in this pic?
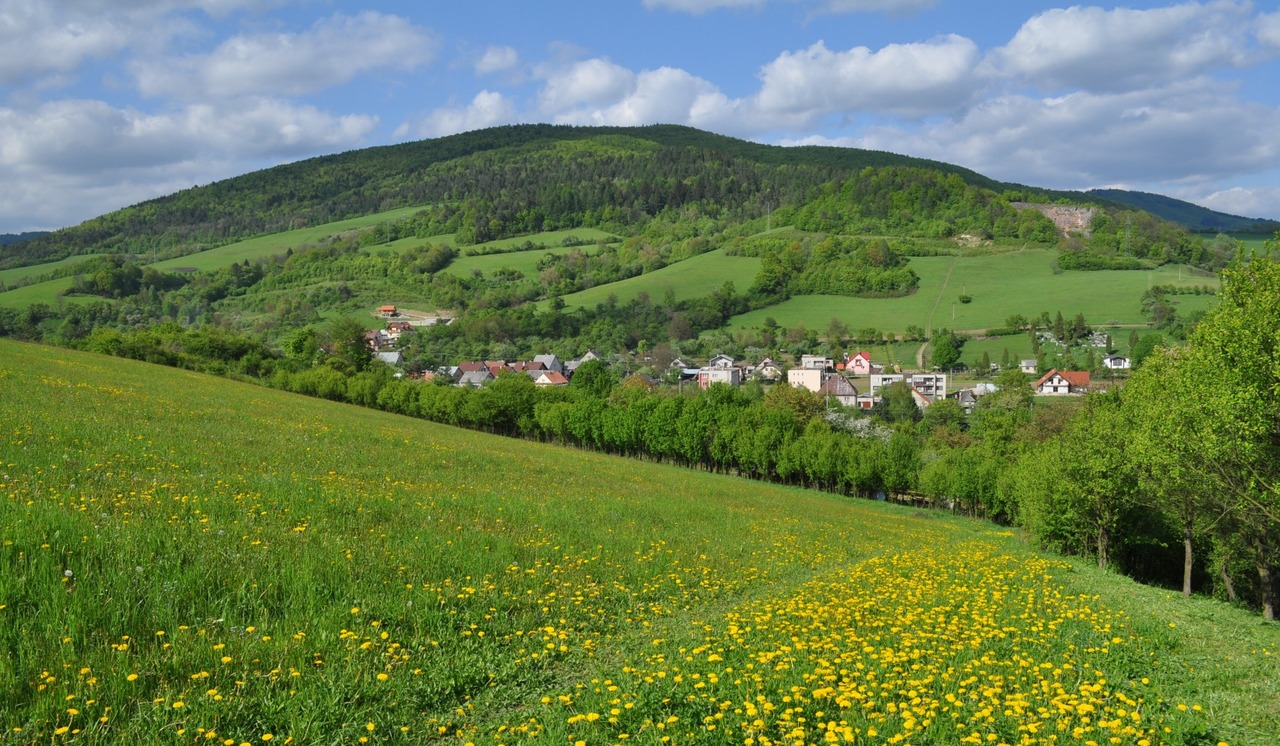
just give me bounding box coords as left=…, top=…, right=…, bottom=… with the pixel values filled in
left=446, top=351, right=608, bottom=387
left=431, top=347, right=1102, bottom=411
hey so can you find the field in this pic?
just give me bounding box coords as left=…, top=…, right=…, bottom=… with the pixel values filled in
left=441, top=229, right=619, bottom=278
left=149, top=206, right=429, bottom=273
left=0, top=255, right=105, bottom=287
left=726, top=249, right=1219, bottom=336
left=2, top=341, right=1276, bottom=745
left=0, top=277, right=96, bottom=310
left=554, top=249, right=761, bottom=309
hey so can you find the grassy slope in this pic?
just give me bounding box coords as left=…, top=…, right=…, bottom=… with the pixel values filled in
left=728, top=249, right=1219, bottom=336
left=0, top=255, right=105, bottom=286
left=553, top=249, right=762, bottom=309
left=1, top=341, right=1275, bottom=745
left=148, top=206, right=427, bottom=272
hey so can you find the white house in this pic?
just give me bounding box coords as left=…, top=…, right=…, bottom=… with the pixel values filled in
left=800, top=354, right=834, bottom=370
left=698, top=366, right=742, bottom=389
left=787, top=368, right=825, bottom=393
left=1035, top=369, right=1091, bottom=395
left=1103, top=355, right=1131, bottom=370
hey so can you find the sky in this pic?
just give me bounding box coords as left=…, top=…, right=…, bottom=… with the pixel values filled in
left=2, top=0, right=1280, bottom=235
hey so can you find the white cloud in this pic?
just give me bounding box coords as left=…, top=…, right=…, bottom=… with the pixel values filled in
left=0, top=0, right=285, bottom=86
left=0, top=0, right=133, bottom=85
left=849, top=80, right=1280, bottom=190
left=1258, top=10, right=1280, bottom=49
left=1193, top=186, right=1280, bottom=220
left=538, top=59, right=637, bottom=113
left=475, top=45, right=519, bottom=75
left=566, top=67, right=723, bottom=126
left=985, top=2, right=1254, bottom=93
left=133, top=11, right=437, bottom=99
left=418, top=91, right=517, bottom=138
left=0, top=97, right=377, bottom=229
left=752, top=36, right=980, bottom=121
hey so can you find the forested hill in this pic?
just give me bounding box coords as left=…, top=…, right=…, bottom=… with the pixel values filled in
left=2, top=124, right=1043, bottom=270
left=4, top=123, right=1258, bottom=273
left=1088, top=188, right=1279, bottom=233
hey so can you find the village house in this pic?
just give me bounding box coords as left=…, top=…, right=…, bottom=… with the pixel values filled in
left=844, top=351, right=873, bottom=375
left=697, top=366, right=742, bottom=389
left=787, top=367, right=825, bottom=393
left=1020, top=359, right=1038, bottom=374
left=533, top=354, right=563, bottom=373
left=816, top=375, right=859, bottom=406
left=378, top=304, right=398, bottom=318
left=800, top=354, right=834, bottom=370
left=456, top=369, right=494, bottom=387
left=869, top=372, right=946, bottom=400
left=1035, top=369, right=1091, bottom=395
left=753, top=357, right=784, bottom=382
left=533, top=371, right=570, bottom=387
left=1103, top=354, right=1131, bottom=370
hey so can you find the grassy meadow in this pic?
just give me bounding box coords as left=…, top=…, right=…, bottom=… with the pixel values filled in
left=0, top=256, right=106, bottom=287
left=727, top=249, right=1218, bottom=336
left=2, top=340, right=1276, bottom=745
left=149, top=207, right=429, bottom=273
left=554, top=249, right=762, bottom=309
left=0, top=278, right=96, bottom=311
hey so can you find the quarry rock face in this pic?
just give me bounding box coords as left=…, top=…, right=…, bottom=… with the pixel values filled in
left=1012, top=202, right=1097, bottom=236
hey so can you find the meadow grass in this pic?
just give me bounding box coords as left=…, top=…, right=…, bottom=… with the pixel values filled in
left=1, top=341, right=1274, bottom=745
left=147, top=207, right=429, bottom=273
left=0, top=277, right=97, bottom=310
left=726, top=250, right=1218, bottom=336
left=553, top=249, right=761, bottom=309
left=0, top=255, right=105, bottom=287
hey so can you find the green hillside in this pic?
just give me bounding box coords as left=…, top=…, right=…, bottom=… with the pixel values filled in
left=2, top=341, right=1276, bottom=744
left=727, top=250, right=1218, bottom=335
left=1089, top=188, right=1278, bottom=232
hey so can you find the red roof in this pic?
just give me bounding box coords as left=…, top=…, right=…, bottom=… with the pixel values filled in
left=1035, top=369, right=1091, bottom=389
left=536, top=371, right=569, bottom=385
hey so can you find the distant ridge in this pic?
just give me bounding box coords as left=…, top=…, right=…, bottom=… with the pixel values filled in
left=1087, top=188, right=1278, bottom=233
left=0, top=231, right=49, bottom=246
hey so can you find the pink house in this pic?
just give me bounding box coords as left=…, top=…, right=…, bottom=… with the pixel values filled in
left=846, top=351, right=873, bottom=375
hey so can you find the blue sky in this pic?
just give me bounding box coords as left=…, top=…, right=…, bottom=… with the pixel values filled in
left=2, top=0, right=1279, bottom=234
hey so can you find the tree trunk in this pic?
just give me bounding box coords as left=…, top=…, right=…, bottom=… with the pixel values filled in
left=1183, top=525, right=1194, bottom=599
left=1220, top=562, right=1238, bottom=603
left=1256, top=538, right=1275, bottom=621
left=1097, top=527, right=1109, bottom=570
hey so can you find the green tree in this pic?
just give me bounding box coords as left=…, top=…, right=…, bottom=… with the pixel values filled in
left=929, top=329, right=961, bottom=370
left=1168, top=256, right=1280, bottom=618
left=326, top=317, right=372, bottom=372
left=569, top=359, right=616, bottom=398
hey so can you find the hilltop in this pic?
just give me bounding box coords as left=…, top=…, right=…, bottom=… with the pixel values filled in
left=3, top=124, right=1263, bottom=274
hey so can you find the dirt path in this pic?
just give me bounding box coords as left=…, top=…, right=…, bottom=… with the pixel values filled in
left=916, top=255, right=960, bottom=369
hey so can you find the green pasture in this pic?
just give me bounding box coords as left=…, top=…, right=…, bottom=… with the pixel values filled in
left=0, top=254, right=105, bottom=286
left=148, top=206, right=428, bottom=272
left=727, top=249, right=1219, bottom=335
left=1, top=341, right=1276, bottom=745
left=440, top=229, right=619, bottom=278
left=554, top=249, right=761, bottom=308
left=0, top=277, right=96, bottom=310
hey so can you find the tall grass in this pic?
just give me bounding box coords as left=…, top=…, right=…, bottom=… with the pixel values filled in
left=1, top=341, right=1273, bottom=744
